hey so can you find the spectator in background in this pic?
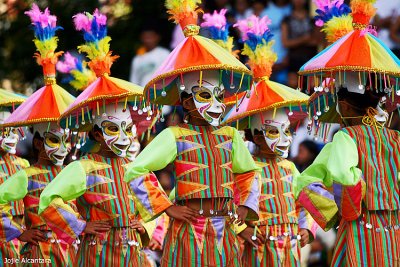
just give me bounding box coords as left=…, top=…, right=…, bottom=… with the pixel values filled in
left=293, top=140, right=320, bottom=172
left=374, top=0, right=400, bottom=57
left=129, top=23, right=170, bottom=87
left=281, top=0, right=318, bottom=88
left=261, top=0, right=292, bottom=84
left=251, top=0, right=266, bottom=16
left=390, top=15, right=400, bottom=58
left=231, top=0, right=253, bottom=21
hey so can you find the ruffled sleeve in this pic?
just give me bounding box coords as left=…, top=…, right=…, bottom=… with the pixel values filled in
left=124, top=128, right=175, bottom=222
left=232, top=128, right=261, bottom=220
left=295, top=131, right=365, bottom=230
left=0, top=169, right=28, bottom=241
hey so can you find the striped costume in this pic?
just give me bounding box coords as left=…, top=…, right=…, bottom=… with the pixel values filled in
left=39, top=154, right=153, bottom=267
left=0, top=164, right=76, bottom=266
left=296, top=125, right=400, bottom=266
left=0, top=153, right=29, bottom=264
left=125, top=124, right=261, bottom=267
left=242, top=157, right=317, bottom=267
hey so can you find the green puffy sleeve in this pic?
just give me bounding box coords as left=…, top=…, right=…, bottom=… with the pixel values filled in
left=124, top=128, right=175, bottom=222
left=0, top=169, right=28, bottom=241
left=39, top=161, right=88, bottom=245
left=295, top=131, right=365, bottom=230
left=231, top=128, right=261, bottom=220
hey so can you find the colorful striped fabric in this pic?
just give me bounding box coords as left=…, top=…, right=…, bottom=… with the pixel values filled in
left=342, top=125, right=400, bottom=211
left=39, top=154, right=152, bottom=266
left=0, top=88, right=26, bottom=109
left=332, top=210, right=400, bottom=267
left=242, top=223, right=301, bottom=267
left=253, top=157, right=298, bottom=226
left=162, top=217, right=241, bottom=267
left=0, top=154, right=28, bottom=215
left=125, top=124, right=260, bottom=221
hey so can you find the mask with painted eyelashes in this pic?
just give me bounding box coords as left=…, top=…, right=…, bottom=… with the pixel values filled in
left=94, top=103, right=133, bottom=158
left=0, top=111, right=19, bottom=154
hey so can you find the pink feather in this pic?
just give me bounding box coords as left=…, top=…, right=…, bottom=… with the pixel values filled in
left=201, top=9, right=227, bottom=29
left=234, top=15, right=271, bottom=41
left=56, top=52, right=78, bottom=73
left=25, top=3, right=57, bottom=27
left=73, top=13, right=91, bottom=32
left=93, top=9, right=107, bottom=26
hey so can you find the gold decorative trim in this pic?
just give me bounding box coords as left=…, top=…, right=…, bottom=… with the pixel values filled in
left=298, top=66, right=400, bottom=76
left=1, top=117, right=59, bottom=128
left=0, top=100, right=25, bottom=107
left=222, top=99, right=309, bottom=125
left=144, top=64, right=251, bottom=92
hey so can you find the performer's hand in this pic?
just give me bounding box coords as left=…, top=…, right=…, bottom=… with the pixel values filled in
left=18, top=229, right=46, bottom=245
left=83, top=221, right=111, bottom=235
left=165, top=205, right=198, bottom=223
left=229, top=206, right=248, bottom=226
left=299, top=228, right=310, bottom=247
left=238, top=227, right=264, bottom=248
left=148, top=238, right=162, bottom=251
left=130, top=220, right=146, bottom=234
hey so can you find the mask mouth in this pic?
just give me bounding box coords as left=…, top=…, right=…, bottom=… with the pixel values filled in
left=277, top=145, right=289, bottom=151
left=5, top=142, right=16, bottom=147
left=114, top=143, right=130, bottom=151
left=53, top=154, right=66, bottom=160
left=206, top=111, right=222, bottom=119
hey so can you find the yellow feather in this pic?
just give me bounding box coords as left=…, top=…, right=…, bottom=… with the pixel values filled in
left=322, top=15, right=353, bottom=43
left=165, top=0, right=201, bottom=23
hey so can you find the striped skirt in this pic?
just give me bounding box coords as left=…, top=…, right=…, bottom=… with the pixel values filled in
left=19, top=232, right=76, bottom=267
left=1, top=240, right=20, bottom=267
left=161, top=216, right=241, bottom=267
left=76, top=227, right=152, bottom=267
left=242, top=223, right=301, bottom=267
left=332, top=210, right=400, bottom=267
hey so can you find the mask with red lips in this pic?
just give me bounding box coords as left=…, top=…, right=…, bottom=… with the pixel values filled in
left=251, top=109, right=293, bottom=158
left=94, top=103, right=133, bottom=158
left=33, top=123, right=71, bottom=166
left=0, top=111, right=20, bottom=154
left=181, top=71, right=226, bottom=126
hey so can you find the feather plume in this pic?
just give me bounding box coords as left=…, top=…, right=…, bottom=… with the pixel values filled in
left=73, top=10, right=118, bottom=77
left=25, top=4, right=63, bottom=76
left=201, top=9, right=235, bottom=52
left=165, top=0, right=202, bottom=28
left=234, top=16, right=276, bottom=79
left=351, top=0, right=377, bottom=25
left=57, top=52, right=96, bottom=90
left=313, top=0, right=352, bottom=43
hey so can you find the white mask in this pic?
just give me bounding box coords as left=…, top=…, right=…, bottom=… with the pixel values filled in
left=127, top=125, right=141, bottom=161
left=251, top=109, right=293, bottom=158
left=94, top=103, right=133, bottom=158
left=0, top=111, right=20, bottom=154
left=182, top=71, right=226, bottom=126
left=33, top=123, right=71, bottom=166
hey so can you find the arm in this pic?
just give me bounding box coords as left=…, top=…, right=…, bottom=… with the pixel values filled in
left=124, top=128, right=176, bottom=222
left=0, top=169, right=28, bottom=242
left=295, top=131, right=365, bottom=230
left=129, top=56, right=140, bottom=85
left=39, top=161, right=89, bottom=245
left=232, top=128, right=261, bottom=220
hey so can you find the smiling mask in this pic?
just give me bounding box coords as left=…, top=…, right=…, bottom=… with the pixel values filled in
left=94, top=103, right=133, bottom=158
left=33, top=123, right=71, bottom=166
left=0, top=111, right=20, bottom=154
left=251, top=109, right=292, bottom=158
left=181, top=71, right=226, bottom=126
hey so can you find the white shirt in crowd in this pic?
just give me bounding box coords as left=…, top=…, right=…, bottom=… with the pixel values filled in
left=129, top=47, right=170, bottom=87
